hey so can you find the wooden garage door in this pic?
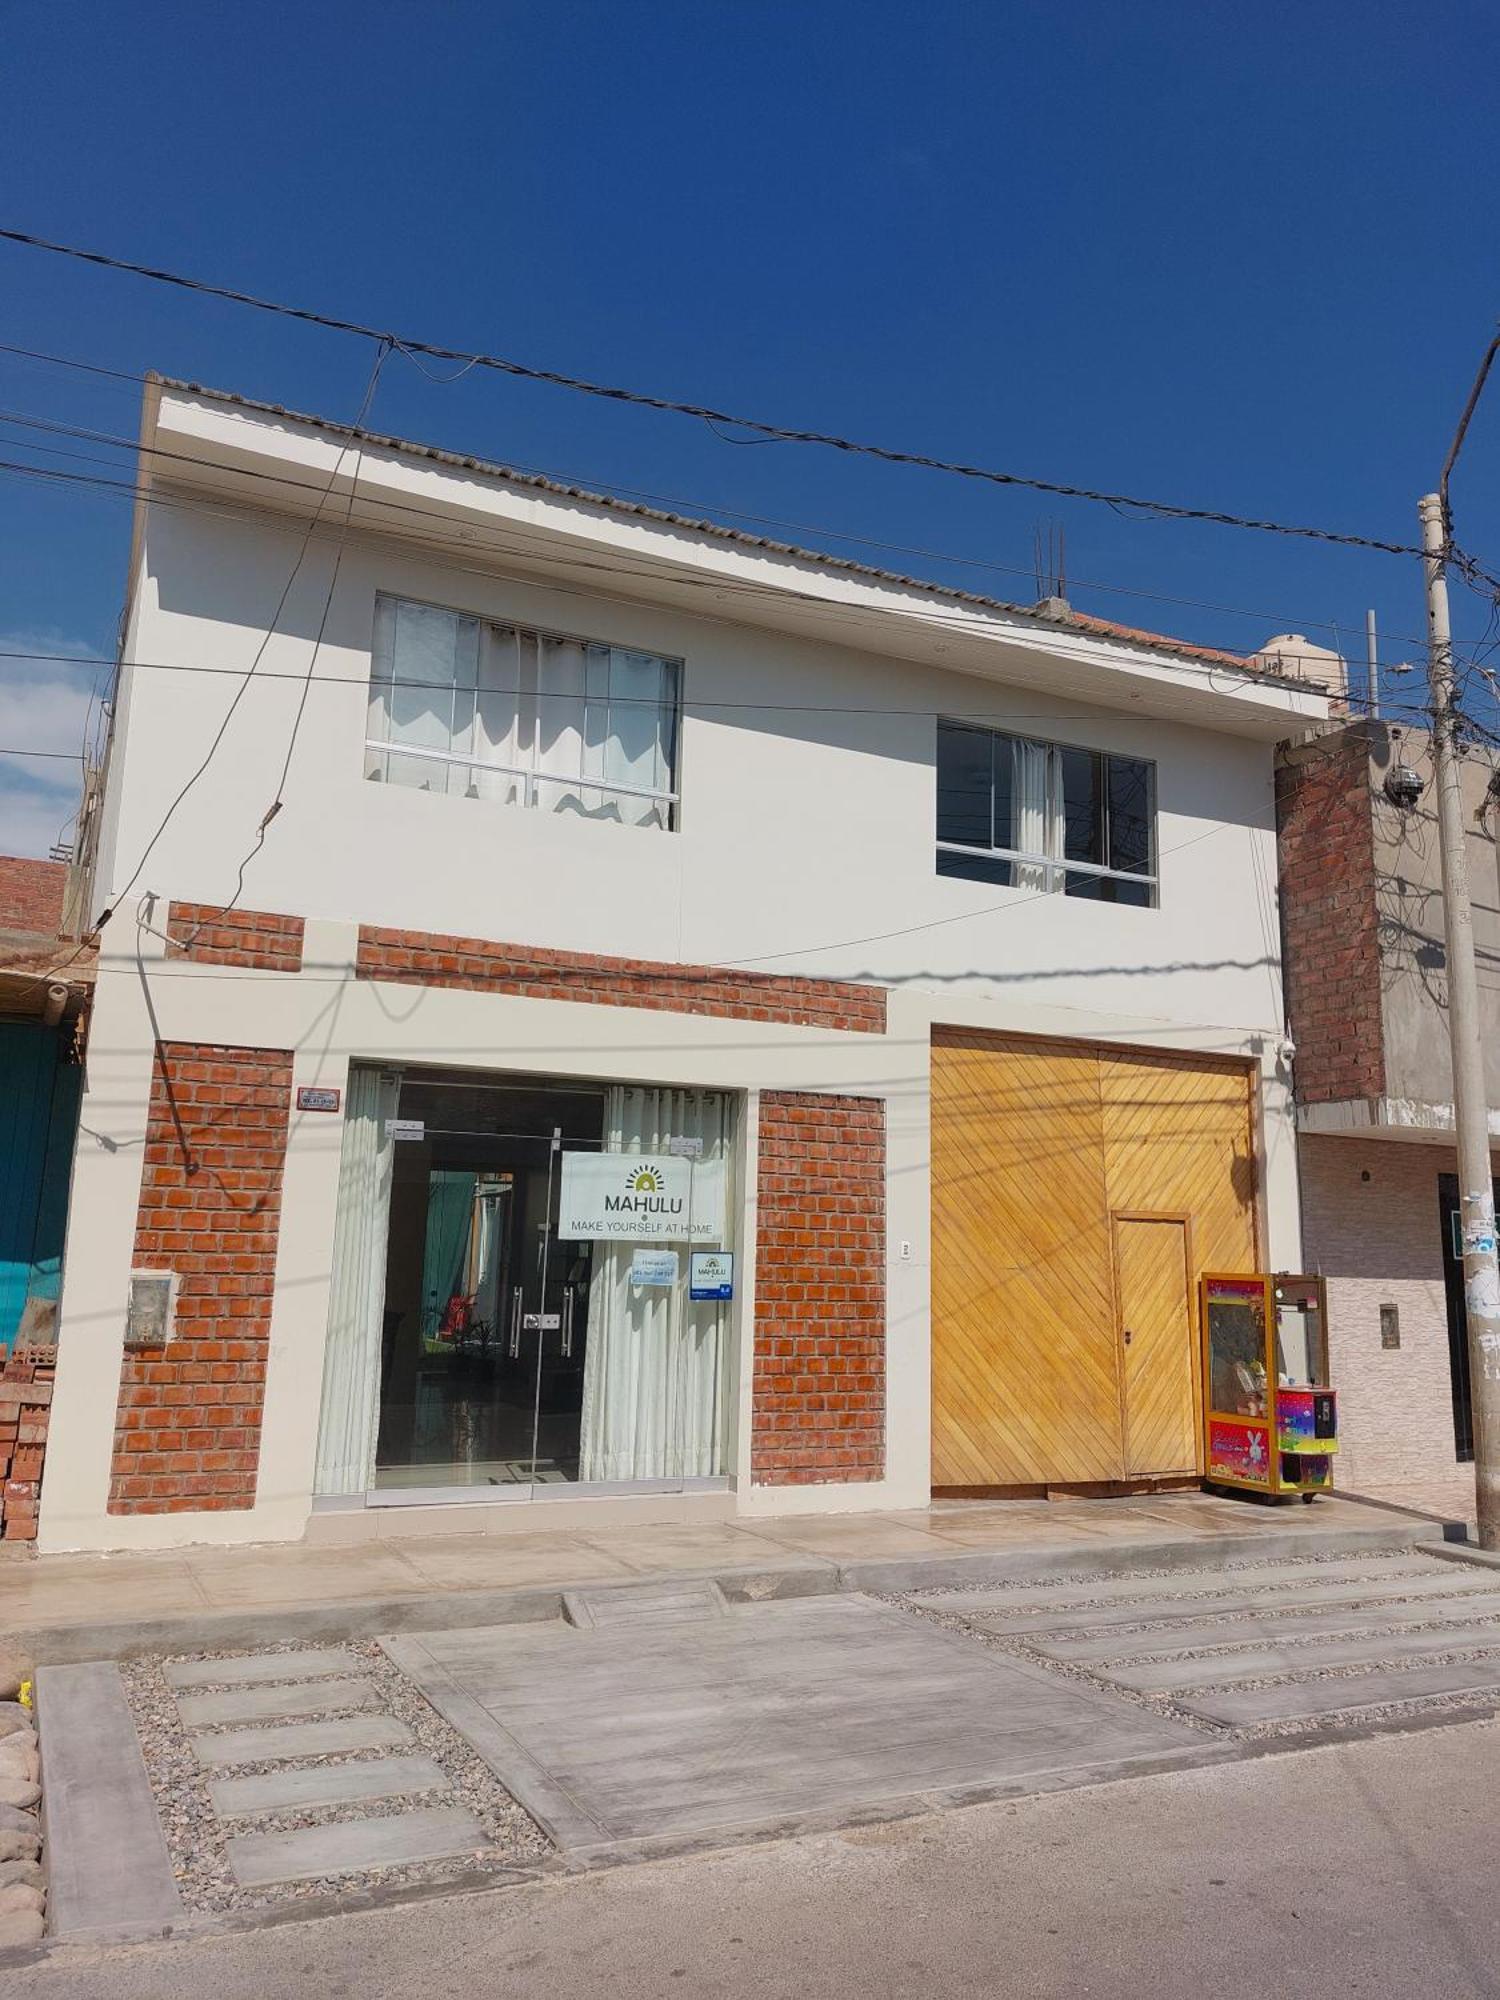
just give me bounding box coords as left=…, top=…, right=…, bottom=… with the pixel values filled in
left=931, top=1031, right=1257, bottom=1490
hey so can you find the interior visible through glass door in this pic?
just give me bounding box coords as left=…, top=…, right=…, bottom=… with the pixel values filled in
left=372, top=1073, right=603, bottom=1492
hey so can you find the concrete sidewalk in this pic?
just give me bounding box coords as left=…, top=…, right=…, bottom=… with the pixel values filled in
left=1, top=1491, right=1452, bottom=1665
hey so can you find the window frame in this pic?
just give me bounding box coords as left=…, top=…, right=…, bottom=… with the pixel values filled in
left=365, top=592, right=685, bottom=830
left=935, top=719, right=1158, bottom=903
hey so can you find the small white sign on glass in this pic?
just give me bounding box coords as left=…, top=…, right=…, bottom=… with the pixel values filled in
left=630, top=1249, right=679, bottom=1288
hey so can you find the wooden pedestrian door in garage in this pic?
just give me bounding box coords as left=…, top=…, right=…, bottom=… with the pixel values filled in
left=930, top=1030, right=1259, bottom=1493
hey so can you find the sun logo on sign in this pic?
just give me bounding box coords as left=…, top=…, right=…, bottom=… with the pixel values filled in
left=627, top=1164, right=666, bottom=1193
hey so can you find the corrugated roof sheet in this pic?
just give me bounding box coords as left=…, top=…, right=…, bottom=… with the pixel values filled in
left=152, top=375, right=1291, bottom=683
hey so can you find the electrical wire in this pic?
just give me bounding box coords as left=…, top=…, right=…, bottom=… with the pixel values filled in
left=0, top=456, right=1450, bottom=721
left=0, top=637, right=1438, bottom=727
left=0, top=224, right=1443, bottom=561
left=94, top=342, right=392, bottom=937
left=0, top=373, right=1457, bottom=659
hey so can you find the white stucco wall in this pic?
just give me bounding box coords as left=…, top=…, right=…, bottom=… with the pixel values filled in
left=99, top=499, right=1291, bottom=1031
left=41, top=399, right=1311, bottom=1553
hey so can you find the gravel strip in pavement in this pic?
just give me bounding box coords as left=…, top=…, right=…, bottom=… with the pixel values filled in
left=121, top=1641, right=549, bottom=1913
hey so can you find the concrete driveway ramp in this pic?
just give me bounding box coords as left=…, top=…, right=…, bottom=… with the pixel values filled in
left=561, top=1578, right=730, bottom=1630
left=382, top=1592, right=1209, bottom=1854
left=985, top=1551, right=1500, bottom=1734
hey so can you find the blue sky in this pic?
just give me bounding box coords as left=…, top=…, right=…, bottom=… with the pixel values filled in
left=1, top=0, right=1497, bottom=854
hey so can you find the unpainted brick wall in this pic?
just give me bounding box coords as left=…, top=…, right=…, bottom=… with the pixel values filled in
left=166, top=903, right=305, bottom=972
left=357, top=927, right=887, bottom=1034
left=108, top=1043, right=293, bottom=1513
left=0, top=1347, right=55, bottom=1541
left=0, top=856, right=66, bottom=937
left=1301, top=1133, right=1476, bottom=1522
left=752, top=1092, right=886, bottom=1484
left=1276, top=732, right=1385, bottom=1104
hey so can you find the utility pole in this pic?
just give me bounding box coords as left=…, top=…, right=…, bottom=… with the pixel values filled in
left=1365, top=609, right=1380, bottom=719
left=1421, top=459, right=1500, bottom=1545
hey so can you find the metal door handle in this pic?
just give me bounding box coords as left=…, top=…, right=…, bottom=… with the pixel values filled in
left=562, top=1289, right=574, bottom=1360
left=509, top=1289, right=522, bottom=1358
left=1123, top=1328, right=1133, bottom=1346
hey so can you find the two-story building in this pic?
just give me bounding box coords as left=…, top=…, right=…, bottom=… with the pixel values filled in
left=35, top=377, right=1330, bottom=1553
left=1279, top=717, right=1500, bottom=1522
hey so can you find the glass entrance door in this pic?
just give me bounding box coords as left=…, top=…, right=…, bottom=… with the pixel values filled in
left=372, top=1076, right=604, bottom=1496
left=367, top=1069, right=734, bottom=1499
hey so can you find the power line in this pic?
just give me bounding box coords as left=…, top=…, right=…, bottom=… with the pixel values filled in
left=0, top=223, right=1441, bottom=561
left=0, top=745, right=85, bottom=759
left=97, top=343, right=392, bottom=933
left=0, top=640, right=1437, bottom=727
left=0, top=343, right=1453, bottom=654
left=0, top=453, right=1454, bottom=714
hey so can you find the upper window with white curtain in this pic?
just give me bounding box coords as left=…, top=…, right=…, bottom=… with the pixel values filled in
left=936, top=719, right=1156, bottom=905
left=365, top=595, right=681, bottom=830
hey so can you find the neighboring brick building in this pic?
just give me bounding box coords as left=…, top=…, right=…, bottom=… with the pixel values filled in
left=1278, top=719, right=1500, bottom=1524
left=0, top=852, right=94, bottom=1539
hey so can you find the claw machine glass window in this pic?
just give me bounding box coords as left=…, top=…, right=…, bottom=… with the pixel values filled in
left=1201, top=1273, right=1336, bottom=1498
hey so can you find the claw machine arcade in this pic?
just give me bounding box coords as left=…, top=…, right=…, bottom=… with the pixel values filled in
left=1200, top=1273, right=1337, bottom=1499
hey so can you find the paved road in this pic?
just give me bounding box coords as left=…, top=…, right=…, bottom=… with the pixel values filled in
left=13, top=1716, right=1500, bottom=1999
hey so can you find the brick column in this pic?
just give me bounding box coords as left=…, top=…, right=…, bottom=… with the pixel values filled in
left=751, top=1092, right=886, bottom=1484
left=1276, top=731, right=1385, bottom=1104
left=108, top=1043, right=293, bottom=1514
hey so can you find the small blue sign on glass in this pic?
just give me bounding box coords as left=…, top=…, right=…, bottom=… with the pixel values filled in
left=690, top=1251, right=734, bottom=1302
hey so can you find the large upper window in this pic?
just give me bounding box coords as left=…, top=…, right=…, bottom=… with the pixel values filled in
left=365, top=596, right=681, bottom=830
left=936, top=720, right=1156, bottom=904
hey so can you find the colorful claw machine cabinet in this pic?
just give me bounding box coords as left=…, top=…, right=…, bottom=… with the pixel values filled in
left=1200, top=1273, right=1337, bottom=1499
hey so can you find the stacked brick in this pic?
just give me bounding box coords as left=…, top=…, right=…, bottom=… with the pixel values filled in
left=752, top=1092, right=886, bottom=1484
left=0, top=1347, right=55, bottom=1542
left=1275, top=729, right=1385, bottom=1105
left=166, top=903, right=305, bottom=972
left=357, top=926, right=887, bottom=1034
left=108, top=1042, right=293, bottom=1514
left=0, top=857, right=66, bottom=937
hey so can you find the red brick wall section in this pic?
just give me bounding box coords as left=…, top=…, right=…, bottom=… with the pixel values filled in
left=752, top=1092, right=886, bottom=1484
left=1275, top=729, right=1386, bottom=1105
left=108, top=1043, right=294, bottom=1514
left=0, top=856, right=66, bottom=937
left=357, top=927, right=887, bottom=1034
left=0, top=1346, right=55, bottom=1542
left=166, top=903, right=305, bottom=972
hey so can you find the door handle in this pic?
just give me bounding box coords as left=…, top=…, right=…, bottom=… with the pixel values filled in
left=562, top=1288, right=574, bottom=1360
left=509, top=1288, right=522, bottom=1359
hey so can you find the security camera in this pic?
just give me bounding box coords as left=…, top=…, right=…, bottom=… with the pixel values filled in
left=1384, top=763, right=1425, bottom=809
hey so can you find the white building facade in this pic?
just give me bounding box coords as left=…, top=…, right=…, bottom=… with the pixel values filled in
left=38, top=380, right=1329, bottom=1552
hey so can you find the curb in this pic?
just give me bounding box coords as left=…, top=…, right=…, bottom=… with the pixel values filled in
left=14, top=1514, right=1446, bottom=1666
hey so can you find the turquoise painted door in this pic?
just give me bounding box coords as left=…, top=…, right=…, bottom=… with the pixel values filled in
left=0, top=1023, right=81, bottom=1348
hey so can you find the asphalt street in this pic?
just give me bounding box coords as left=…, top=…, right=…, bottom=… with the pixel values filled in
left=11, top=1714, right=1500, bottom=1999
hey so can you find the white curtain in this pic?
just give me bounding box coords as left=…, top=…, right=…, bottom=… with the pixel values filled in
left=1012, top=738, right=1052, bottom=890
left=578, top=1087, right=733, bottom=1482
left=313, top=1067, right=399, bottom=1495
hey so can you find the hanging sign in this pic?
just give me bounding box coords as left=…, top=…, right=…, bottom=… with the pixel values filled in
left=558, top=1152, right=724, bottom=1242
left=689, top=1251, right=734, bottom=1302
left=385, top=1118, right=425, bottom=1143
left=630, top=1248, right=680, bottom=1288
left=669, top=1135, right=704, bottom=1159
